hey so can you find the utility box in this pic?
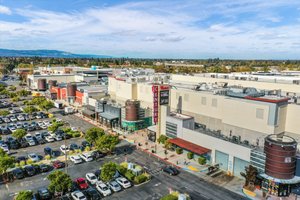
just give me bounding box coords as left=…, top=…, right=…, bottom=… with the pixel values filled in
left=54, top=101, right=63, bottom=109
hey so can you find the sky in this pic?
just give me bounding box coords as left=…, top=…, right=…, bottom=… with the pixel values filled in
left=1, top=0, right=300, bottom=59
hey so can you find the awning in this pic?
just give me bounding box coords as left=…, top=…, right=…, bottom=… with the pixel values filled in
left=99, top=112, right=119, bottom=120
left=169, top=138, right=210, bottom=155
left=147, top=125, right=157, bottom=133
left=82, top=109, right=95, bottom=116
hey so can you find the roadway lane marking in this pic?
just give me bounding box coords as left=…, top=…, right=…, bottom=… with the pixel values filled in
left=154, top=182, right=161, bottom=187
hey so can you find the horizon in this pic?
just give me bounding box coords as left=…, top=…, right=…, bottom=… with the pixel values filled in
left=1, top=1, right=300, bottom=59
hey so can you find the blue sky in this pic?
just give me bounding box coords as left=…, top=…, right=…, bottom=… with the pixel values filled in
left=1, top=0, right=300, bottom=59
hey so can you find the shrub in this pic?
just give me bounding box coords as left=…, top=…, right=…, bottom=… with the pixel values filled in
left=198, top=156, right=206, bottom=165
left=120, top=162, right=128, bottom=169
left=72, top=132, right=81, bottom=138
left=125, top=170, right=135, bottom=181
left=45, top=155, right=51, bottom=160
left=85, top=146, right=91, bottom=152
left=27, top=160, right=34, bottom=165
left=116, top=165, right=127, bottom=176
left=176, top=148, right=183, bottom=154
left=157, top=135, right=168, bottom=144
left=187, top=152, right=194, bottom=159
left=19, top=161, right=26, bottom=167
left=134, top=174, right=148, bottom=184
left=161, top=194, right=178, bottom=200
left=15, top=163, right=20, bottom=167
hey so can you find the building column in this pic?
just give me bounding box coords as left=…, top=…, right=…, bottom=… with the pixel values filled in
left=211, top=149, right=216, bottom=164
left=228, top=155, right=234, bottom=176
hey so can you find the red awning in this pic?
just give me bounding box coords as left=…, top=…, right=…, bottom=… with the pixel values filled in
left=169, top=138, right=210, bottom=155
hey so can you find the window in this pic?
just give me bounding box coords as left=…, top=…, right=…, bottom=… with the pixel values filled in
left=166, top=122, right=177, bottom=138
left=184, top=94, right=189, bottom=102
left=212, top=98, right=217, bottom=107
left=256, top=108, right=264, bottom=119
left=201, top=97, right=206, bottom=105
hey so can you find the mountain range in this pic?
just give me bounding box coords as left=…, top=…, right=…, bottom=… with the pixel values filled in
left=0, top=49, right=112, bottom=58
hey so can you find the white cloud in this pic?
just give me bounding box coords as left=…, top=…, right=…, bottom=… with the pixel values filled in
left=0, top=1, right=300, bottom=58
left=0, top=5, right=11, bottom=15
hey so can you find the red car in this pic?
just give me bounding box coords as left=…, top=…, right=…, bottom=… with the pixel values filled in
left=75, top=177, right=89, bottom=190
left=52, top=160, right=65, bottom=169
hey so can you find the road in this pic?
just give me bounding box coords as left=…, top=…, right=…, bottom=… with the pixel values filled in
left=0, top=142, right=247, bottom=200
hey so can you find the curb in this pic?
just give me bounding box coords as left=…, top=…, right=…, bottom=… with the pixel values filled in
left=134, top=179, right=151, bottom=187
left=135, top=145, right=182, bottom=169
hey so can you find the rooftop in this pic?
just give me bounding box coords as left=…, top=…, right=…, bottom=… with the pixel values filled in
left=169, top=112, right=193, bottom=120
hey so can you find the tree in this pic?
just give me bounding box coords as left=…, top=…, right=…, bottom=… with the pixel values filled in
left=95, top=134, right=119, bottom=154
left=47, top=171, right=72, bottom=194
left=0, top=110, right=9, bottom=116
left=85, top=127, right=105, bottom=145
left=8, top=85, right=16, bottom=91
left=39, top=100, right=54, bottom=112
left=48, top=121, right=64, bottom=132
left=12, top=96, right=20, bottom=102
left=0, top=149, right=15, bottom=175
left=12, top=129, right=27, bottom=140
left=100, top=162, right=117, bottom=182
left=23, top=106, right=38, bottom=114
left=15, top=190, right=33, bottom=200
left=240, top=165, right=258, bottom=190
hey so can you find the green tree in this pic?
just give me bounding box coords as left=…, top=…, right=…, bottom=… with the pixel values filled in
left=12, top=96, right=20, bottom=102
left=0, top=110, right=9, bottom=116
left=100, top=162, right=117, bottom=182
left=47, top=171, right=72, bottom=194
left=39, top=100, right=54, bottom=112
left=12, top=129, right=27, bottom=140
left=85, top=127, right=105, bottom=145
left=15, top=190, right=33, bottom=200
left=48, top=121, right=64, bottom=132
left=23, top=105, right=38, bottom=114
left=160, top=194, right=178, bottom=200
left=8, top=85, right=16, bottom=91
left=0, top=149, right=15, bottom=175
left=95, top=134, right=119, bottom=154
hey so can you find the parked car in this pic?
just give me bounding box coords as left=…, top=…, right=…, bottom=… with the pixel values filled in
left=39, top=164, right=51, bottom=173
left=45, top=135, right=55, bottom=143
left=108, top=180, right=122, bottom=192
left=116, top=177, right=132, bottom=188
left=71, top=191, right=87, bottom=200
left=12, top=168, right=25, bottom=179
left=28, top=153, right=40, bottom=162
left=24, top=165, right=36, bottom=176
left=19, top=138, right=29, bottom=148
left=44, top=147, right=52, bottom=156
left=83, top=188, right=101, bottom=200
left=70, top=155, right=83, bottom=164
left=69, top=143, right=79, bottom=151
left=91, top=150, right=106, bottom=159
left=52, top=160, right=65, bottom=169
left=85, top=173, right=98, bottom=185
left=162, top=166, right=179, bottom=176
left=8, top=140, right=20, bottom=149
left=15, top=156, right=27, bottom=163
left=75, top=178, right=89, bottom=190
left=54, top=134, right=62, bottom=141
left=60, top=145, right=70, bottom=154
left=37, top=188, right=51, bottom=200
left=80, top=152, right=93, bottom=162
left=96, top=182, right=111, bottom=197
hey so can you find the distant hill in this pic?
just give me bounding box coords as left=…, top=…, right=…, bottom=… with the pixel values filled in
left=0, top=49, right=112, bottom=58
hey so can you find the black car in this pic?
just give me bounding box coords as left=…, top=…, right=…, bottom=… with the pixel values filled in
left=91, top=150, right=106, bottom=159
left=39, top=164, right=51, bottom=173
left=94, top=169, right=101, bottom=178
left=162, top=166, right=179, bottom=176
left=8, top=140, right=20, bottom=149
left=24, top=165, right=36, bottom=177
left=69, top=143, right=79, bottom=151
left=84, top=188, right=101, bottom=200
left=81, top=141, right=91, bottom=148
left=19, top=138, right=29, bottom=148
left=37, top=188, right=52, bottom=200
left=36, top=137, right=46, bottom=145
left=12, top=168, right=25, bottom=179
left=15, top=156, right=27, bottom=164
left=44, top=147, right=52, bottom=156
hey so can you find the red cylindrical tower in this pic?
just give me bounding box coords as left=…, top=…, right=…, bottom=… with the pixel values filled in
left=264, top=134, right=297, bottom=179
left=67, top=83, right=77, bottom=97
left=125, top=100, right=140, bottom=121
left=37, top=78, right=47, bottom=91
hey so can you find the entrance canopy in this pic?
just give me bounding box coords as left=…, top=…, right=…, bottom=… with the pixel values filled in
left=169, top=138, right=210, bottom=155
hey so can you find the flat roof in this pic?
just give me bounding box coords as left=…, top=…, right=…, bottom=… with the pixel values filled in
left=169, top=138, right=210, bottom=155
left=169, top=112, right=193, bottom=120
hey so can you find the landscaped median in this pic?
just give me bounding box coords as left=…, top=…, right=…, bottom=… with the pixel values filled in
left=160, top=191, right=191, bottom=200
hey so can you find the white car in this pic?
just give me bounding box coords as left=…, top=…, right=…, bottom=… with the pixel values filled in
left=60, top=145, right=70, bottom=154
left=96, top=182, right=111, bottom=197
left=10, top=117, right=17, bottom=122
left=25, top=134, right=33, bottom=141
left=71, top=191, right=87, bottom=200
left=37, top=121, right=44, bottom=127
left=85, top=173, right=98, bottom=185
left=45, top=135, right=55, bottom=142
left=70, top=155, right=83, bottom=164
left=16, top=123, right=23, bottom=129
left=28, top=153, right=40, bottom=162
left=35, top=132, right=43, bottom=140
left=1, top=144, right=10, bottom=154
left=54, top=134, right=62, bottom=141
left=108, top=180, right=122, bottom=192
left=80, top=152, right=93, bottom=162
left=43, top=120, right=50, bottom=126
left=17, top=115, right=25, bottom=121
left=27, top=139, right=36, bottom=146
left=116, top=177, right=132, bottom=188
left=3, top=118, right=10, bottom=123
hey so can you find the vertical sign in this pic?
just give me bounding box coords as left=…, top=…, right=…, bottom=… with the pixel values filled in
left=152, top=85, right=159, bottom=124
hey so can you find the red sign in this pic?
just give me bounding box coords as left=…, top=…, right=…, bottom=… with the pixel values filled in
left=160, top=85, right=169, bottom=90
left=152, top=85, right=159, bottom=124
